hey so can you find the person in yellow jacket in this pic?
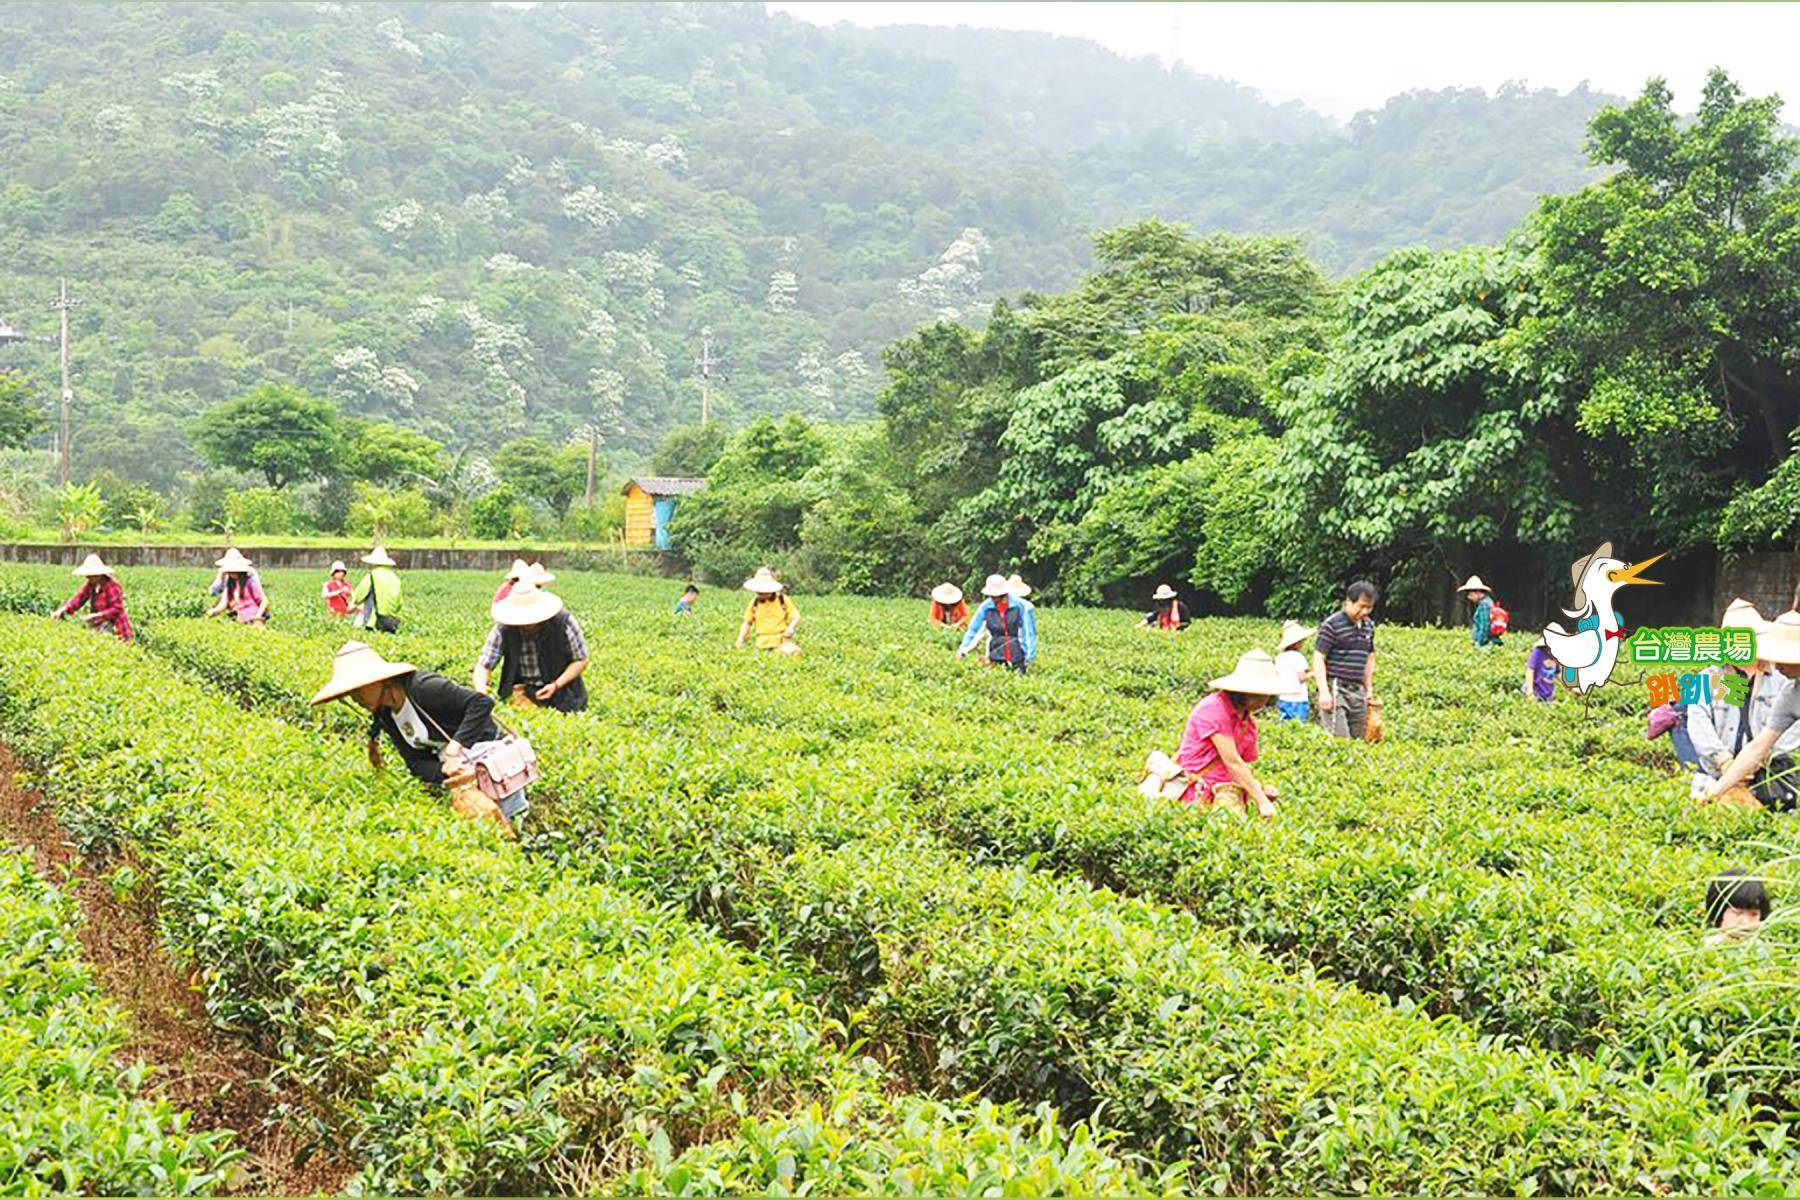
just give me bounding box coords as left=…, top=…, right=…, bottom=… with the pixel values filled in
left=736, top=567, right=801, bottom=655
left=351, top=546, right=405, bottom=633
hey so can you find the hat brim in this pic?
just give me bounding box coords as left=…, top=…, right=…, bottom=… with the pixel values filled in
left=1153, top=588, right=1177, bottom=600
left=743, top=578, right=783, bottom=594
left=308, top=660, right=415, bottom=705
left=72, top=565, right=113, bottom=577
left=1760, top=635, right=1800, bottom=665
left=1208, top=669, right=1285, bottom=695
left=981, top=584, right=1010, bottom=598
left=361, top=552, right=397, bottom=567
left=492, top=593, right=566, bottom=626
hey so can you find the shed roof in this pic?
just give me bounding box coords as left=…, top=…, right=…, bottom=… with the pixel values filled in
left=623, top=476, right=707, bottom=497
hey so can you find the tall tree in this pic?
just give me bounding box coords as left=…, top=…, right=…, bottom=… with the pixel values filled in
left=1529, top=69, right=1800, bottom=548
left=0, top=371, right=47, bottom=450
left=192, top=384, right=343, bottom=489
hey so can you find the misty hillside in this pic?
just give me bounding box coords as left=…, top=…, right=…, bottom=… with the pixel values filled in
left=0, top=1, right=1608, bottom=482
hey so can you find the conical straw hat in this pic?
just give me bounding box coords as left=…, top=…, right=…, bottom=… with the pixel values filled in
left=1209, top=649, right=1286, bottom=696
left=1721, top=596, right=1767, bottom=633
left=361, top=546, right=397, bottom=567
left=71, top=553, right=114, bottom=578
left=931, top=582, right=964, bottom=605
left=1458, top=575, right=1490, bottom=593
left=1759, top=611, right=1800, bottom=666
left=309, top=641, right=415, bottom=705
left=215, top=548, right=254, bottom=572
left=492, top=581, right=566, bottom=626
left=1277, top=619, right=1310, bottom=650
left=742, top=567, right=783, bottom=594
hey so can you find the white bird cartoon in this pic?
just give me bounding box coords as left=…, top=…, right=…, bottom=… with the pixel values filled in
left=1540, top=541, right=1665, bottom=694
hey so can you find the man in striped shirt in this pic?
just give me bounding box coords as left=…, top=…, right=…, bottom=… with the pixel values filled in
left=1314, top=580, right=1379, bottom=739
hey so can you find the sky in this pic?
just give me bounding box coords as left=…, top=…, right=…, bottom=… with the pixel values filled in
left=766, top=2, right=1800, bottom=123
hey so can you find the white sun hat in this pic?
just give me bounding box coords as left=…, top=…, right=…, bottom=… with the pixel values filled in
left=215, top=548, right=255, bottom=572
left=1277, top=619, right=1311, bottom=650
left=361, top=546, right=397, bottom=567
left=980, top=573, right=1011, bottom=598
left=1458, top=574, right=1490, bottom=594
left=1005, top=573, right=1032, bottom=598
left=1153, top=584, right=1178, bottom=601
left=931, top=582, right=964, bottom=605
left=1759, top=611, right=1800, bottom=666
left=72, top=553, right=114, bottom=578
left=504, top=557, right=531, bottom=581
left=526, top=561, right=556, bottom=585
left=329, top=560, right=348, bottom=574
left=309, top=641, right=416, bottom=705
left=1209, top=649, right=1287, bottom=695
left=1721, top=596, right=1768, bottom=633
left=491, top=581, right=566, bottom=627
left=742, top=567, right=784, bottom=595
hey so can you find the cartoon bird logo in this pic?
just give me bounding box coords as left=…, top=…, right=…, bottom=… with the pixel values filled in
left=1540, top=541, right=1665, bottom=694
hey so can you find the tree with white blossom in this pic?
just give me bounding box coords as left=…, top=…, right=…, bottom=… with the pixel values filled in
left=899, top=227, right=992, bottom=319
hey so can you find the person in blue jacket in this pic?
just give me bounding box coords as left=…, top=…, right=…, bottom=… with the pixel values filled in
left=1459, top=574, right=1501, bottom=647
left=957, top=574, right=1037, bottom=672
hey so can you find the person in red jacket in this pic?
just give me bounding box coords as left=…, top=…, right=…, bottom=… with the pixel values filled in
left=322, top=560, right=353, bottom=616
left=53, top=553, right=133, bottom=641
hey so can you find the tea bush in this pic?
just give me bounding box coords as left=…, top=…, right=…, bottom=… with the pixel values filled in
left=110, top=572, right=1800, bottom=1192
left=0, top=848, right=237, bottom=1195
left=0, top=616, right=1152, bottom=1195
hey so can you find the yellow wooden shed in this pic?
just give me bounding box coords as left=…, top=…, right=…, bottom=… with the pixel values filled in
left=621, top=477, right=707, bottom=548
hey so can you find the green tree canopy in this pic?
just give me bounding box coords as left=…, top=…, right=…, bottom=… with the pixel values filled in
left=192, top=384, right=342, bottom=489
left=346, top=422, right=445, bottom=487
left=490, top=437, right=587, bottom=515
left=649, top=423, right=729, bottom=478
left=1529, top=68, right=1800, bottom=548
left=0, top=371, right=47, bottom=451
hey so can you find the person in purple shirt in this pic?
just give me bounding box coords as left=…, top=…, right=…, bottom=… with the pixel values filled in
left=1523, top=640, right=1558, bottom=702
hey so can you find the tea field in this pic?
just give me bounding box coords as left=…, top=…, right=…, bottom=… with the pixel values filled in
left=2, top=565, right=1797, bottom=1195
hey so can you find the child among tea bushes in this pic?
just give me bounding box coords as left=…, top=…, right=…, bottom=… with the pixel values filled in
left=1274, top=620, right=1312, bottom=721
left=1705, top=869, right=1771, bottom=946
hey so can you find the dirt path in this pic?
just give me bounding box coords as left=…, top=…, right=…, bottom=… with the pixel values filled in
left=0, top=745, right=353, bottom=1196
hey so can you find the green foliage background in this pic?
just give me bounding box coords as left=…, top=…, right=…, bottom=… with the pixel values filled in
left=0, top=1, right=1608, bottom=476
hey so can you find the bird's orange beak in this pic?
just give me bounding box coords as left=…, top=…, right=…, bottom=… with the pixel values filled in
left=1607, top=553, right=1666, bottom=587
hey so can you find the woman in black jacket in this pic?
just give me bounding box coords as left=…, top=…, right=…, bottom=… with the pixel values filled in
left=309, top=641, right=526, bottom=826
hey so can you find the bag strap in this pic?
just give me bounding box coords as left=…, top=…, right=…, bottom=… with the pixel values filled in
left=408, top=682, right=520, bottom=748
left=1734, top=674, right=1756, bottom=755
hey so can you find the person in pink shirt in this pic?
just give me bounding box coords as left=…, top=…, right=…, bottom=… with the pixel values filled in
left=206, top=548, right=268, bottom=625
left=1174, top=649, right=1284, bottom=818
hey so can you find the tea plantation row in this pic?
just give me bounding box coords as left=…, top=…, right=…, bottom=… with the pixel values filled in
left=89, top=569, right=1800, bottom=1193
left=0, top=616, right=1158, bottom=1195
left=0, top=848, right=235, bottom=1194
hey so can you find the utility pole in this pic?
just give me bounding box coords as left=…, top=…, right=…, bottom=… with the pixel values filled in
left=585, top=424, right=599, bottom=508
left=695, top=330, right=720, bottom=425
left=50, top=279, right=78, bottom=486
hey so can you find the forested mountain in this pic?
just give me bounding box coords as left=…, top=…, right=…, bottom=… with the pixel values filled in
left=0, top=1, right=1609, bottom=485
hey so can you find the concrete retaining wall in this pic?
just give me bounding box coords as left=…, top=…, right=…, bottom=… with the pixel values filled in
left=1717, top=551, right=1800, bottom=619
left=0, top=543, right=661, bottom=572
